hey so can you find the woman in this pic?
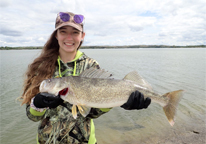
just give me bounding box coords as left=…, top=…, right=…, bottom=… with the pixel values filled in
left=21, top=12, right=151, bottom=144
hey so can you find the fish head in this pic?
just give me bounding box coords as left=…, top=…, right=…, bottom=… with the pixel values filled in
left=39, top=78, right=68, bottom=96
left=59, top=87, right=78, bottom=105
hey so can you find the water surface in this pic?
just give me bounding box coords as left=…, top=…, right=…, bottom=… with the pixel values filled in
left=0, top=48, right=205, bottom=144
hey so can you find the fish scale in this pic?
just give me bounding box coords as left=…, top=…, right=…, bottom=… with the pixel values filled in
left=69, top=77, right=135, bottom=106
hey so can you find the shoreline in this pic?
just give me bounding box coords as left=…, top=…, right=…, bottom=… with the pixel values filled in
left=1, top=45, right=206, bottom=50
left=142, top=117, right=206, bottom=144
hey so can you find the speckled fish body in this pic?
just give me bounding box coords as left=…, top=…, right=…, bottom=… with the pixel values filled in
left=40, top=68, right=183, bottom=126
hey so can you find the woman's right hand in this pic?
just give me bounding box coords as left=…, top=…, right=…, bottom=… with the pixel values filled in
left=33, top=93, right=63, bottom=109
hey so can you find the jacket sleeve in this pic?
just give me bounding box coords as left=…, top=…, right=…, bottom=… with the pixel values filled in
left=26, top=104, right=46, bottom=122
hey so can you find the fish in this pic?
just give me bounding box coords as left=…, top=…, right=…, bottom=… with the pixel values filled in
left=39, top=68, right=183, bottom=126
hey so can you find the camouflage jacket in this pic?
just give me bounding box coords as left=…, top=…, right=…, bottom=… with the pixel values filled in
left=26, top=51, right=110, bottom=144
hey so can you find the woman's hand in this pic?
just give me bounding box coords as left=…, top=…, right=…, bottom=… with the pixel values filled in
left=121, top=91, right=151, bottom=110
left=33, top=93, right=63, bottom=109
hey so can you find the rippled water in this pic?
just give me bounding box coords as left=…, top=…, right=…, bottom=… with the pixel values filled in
left=0, top=48, right=205, bottom=144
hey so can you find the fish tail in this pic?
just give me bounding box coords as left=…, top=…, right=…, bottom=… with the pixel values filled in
left=162, top=90, right=184, bottom=126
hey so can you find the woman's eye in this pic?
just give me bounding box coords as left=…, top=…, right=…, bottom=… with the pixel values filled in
left=73, top=31, right=79, bottom=34
left=60, top=31, right=66, bottom=34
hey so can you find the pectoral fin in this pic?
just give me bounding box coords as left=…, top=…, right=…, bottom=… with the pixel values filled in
left=77, top=105, right=91, bottom=117
left=72, top=105, right=78, bottom=119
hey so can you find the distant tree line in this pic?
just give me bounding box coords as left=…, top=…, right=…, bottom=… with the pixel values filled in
left=81, top=45, right=206, bottom=49
left=0, top=45, right=205, bottom=50
left=0, top=46, right=43, bottom=50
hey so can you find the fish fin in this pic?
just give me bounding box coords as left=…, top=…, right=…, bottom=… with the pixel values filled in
left=79, top=68, right=112, bottom=79
left=123, top=71, right=153, bottom=91
left=72, top=105, right=78, bottom=119
left=77, top=105, right=91, bottom=117
left=162, top=90, right=184, bottom=126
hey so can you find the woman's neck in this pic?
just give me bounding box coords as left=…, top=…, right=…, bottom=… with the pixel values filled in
left=59, top=51, right=77, bottom=63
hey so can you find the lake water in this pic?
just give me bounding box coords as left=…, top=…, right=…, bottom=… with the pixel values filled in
left=0, top=48, right=205, bottom=144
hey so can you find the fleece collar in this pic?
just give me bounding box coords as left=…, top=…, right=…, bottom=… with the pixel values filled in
left=70, top=50, right=83, bottom=62
left=57, top=50, right=84, bottom=77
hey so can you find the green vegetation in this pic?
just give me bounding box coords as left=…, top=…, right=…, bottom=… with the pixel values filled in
left=82, top=45, right=206, bottom=49
left=0, top=46, right=43, bottom=50
left=0, top=45, right=205, bottom=50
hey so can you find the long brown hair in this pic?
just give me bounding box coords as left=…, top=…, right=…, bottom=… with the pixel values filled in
left=21, top=31, right=59, bottom=105
left=21, top=28, right=84, bottom=105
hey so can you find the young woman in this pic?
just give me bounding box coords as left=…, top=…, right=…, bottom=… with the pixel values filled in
left=21, top=12, right=151, bottom=144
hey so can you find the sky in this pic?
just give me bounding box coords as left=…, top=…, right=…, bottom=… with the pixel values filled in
left=0, top=0, right=205, bottom=47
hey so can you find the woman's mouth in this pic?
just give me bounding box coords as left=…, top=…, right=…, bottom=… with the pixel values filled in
left=65, top=42, right=74, bottom=46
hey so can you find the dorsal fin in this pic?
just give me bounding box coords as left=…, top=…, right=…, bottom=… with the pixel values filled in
left=123, top=71, right=153, bottom=91
left=79, top=68, right=112, bottom=78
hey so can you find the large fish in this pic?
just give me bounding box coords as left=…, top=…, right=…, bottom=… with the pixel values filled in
left=39, top=68, right=183, bottom=126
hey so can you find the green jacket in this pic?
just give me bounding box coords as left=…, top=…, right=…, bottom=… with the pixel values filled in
left=26, top=51, right=111, bottom=144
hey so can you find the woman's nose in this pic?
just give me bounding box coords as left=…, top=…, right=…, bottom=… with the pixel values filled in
left=66, top=33, right=72, bottom=39
left=66, top=33, right=73, bottom=40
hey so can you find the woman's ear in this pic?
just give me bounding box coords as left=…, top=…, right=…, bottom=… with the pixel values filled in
left=81, top=32, right=85, bottom=40
left=55, top=33, right=58, bottom=40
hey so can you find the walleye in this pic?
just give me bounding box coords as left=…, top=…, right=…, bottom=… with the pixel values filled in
left=39, top=68, right=183, bottom=126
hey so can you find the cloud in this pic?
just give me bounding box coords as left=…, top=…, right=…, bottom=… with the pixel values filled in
left=0, top=28, right=23, bottom=37
left=0, top=0, right=206, bottom=47
left=156, top=0, right=206, bottom=45
left=127, top=16, right=157, bottom=32
left=0, top=0, right=12, bottom=7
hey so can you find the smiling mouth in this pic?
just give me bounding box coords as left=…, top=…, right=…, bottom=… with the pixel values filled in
left=65, top=43, right=74, bottom=46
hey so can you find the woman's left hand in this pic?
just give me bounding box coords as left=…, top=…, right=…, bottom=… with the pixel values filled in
left=121, top=91, right=151, bottom=110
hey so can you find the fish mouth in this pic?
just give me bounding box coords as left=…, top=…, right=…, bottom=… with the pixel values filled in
left=39, top=80, right=46, bottom=92
left=39, top=80, right=59, bottom=95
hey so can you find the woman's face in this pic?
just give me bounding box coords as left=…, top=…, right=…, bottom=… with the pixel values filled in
left=56, top=26, right=85, bottom=54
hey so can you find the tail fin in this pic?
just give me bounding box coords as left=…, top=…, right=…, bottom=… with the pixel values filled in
left=162, top=90, right=184, bottom=126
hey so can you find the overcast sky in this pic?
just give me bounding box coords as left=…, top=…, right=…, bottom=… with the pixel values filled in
left=0, top=0, right=205, bottom=47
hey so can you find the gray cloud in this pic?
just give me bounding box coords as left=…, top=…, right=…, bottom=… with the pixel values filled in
left=0, top=27, right=23, bottom=36
left=0, top=0, right=11, bottom=7
left=128, top=25, right=144, bottom=32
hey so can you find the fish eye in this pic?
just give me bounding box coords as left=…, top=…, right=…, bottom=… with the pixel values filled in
left=48, top=79, right=52, bottom=83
